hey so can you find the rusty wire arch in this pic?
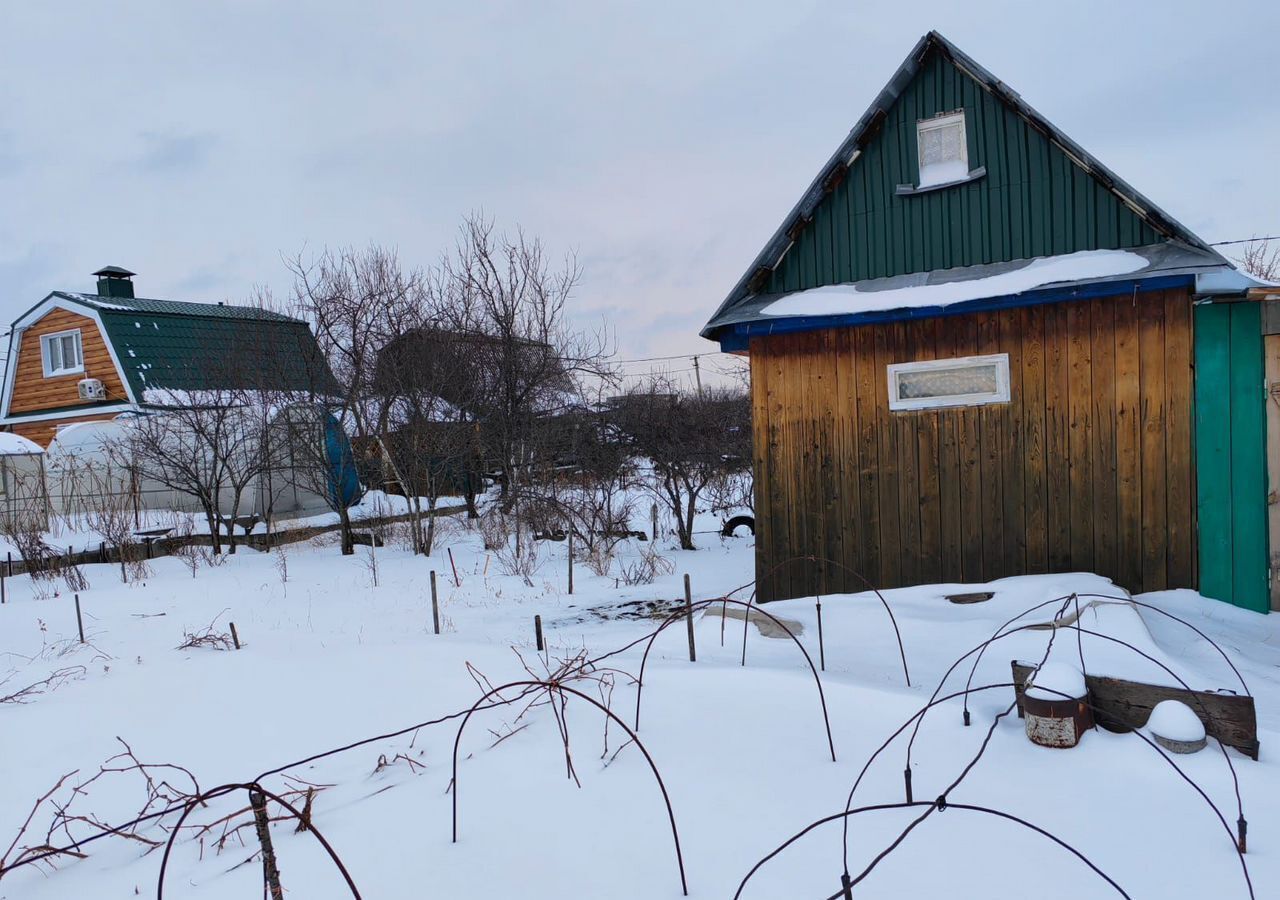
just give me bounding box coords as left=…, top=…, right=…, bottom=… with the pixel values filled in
left=734, top=554, right=912, bottom=687
left=450, top=679, right=689, bottom=896
left=731, top=799, right=1132, bottom=900
left=836, top=608, right=1255, bottom=899
left=155, top=781, right=361, bottom=899
left=632, top=596, right=836, bottom=762
left=899, top=616, right=1248, bottom=835
left=958, top=592, right=1253, bottom=728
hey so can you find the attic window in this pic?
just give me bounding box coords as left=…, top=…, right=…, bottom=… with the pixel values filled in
left=40, top=329, right=84, bottom=378
left=887, top=354, right=1010, bottom=411
left=917, top=111, right=968, bottom=187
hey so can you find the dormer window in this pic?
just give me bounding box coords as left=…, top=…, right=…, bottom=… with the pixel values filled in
left=917, top=111, right=968, bottom=188
left=41, top=329, right=83, bottom=377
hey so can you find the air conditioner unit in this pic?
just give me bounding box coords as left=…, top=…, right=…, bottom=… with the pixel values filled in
left=77, top=378, right=106, bottom=401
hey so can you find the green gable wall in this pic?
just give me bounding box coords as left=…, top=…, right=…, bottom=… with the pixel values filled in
left=766, top=48, right=1163, bottom=294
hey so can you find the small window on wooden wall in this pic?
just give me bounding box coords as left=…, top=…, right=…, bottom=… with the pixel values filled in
left=887, top=354, right=1010, bottom=411
left=917, top=111, right=968, bottom=188
left=40, top=328, right=84, bottom=377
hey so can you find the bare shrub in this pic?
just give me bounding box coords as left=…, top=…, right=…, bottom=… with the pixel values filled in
left=0, top=737, right=327, bottom=878
left=372, top=752, right=426, bottom=776
left=478, top=506, right=511, bottom=551
left=465, top=647, right=638, bottom=783
left=167, top=513, right=208, bottom=578
left=83, top=486, right=150, bottom=583
left=362, top=541, right=380, bottom=588
left=0, top=666, right=86, bottom=705
left=177, top=614, right=236, bottom=651
left=582, top=542, right=616, bottom=578
left=273, top=537, right=289, bottom=586
left=494, top=525, right=541, bottom=585
left=617, top=543, right=674, bottom=586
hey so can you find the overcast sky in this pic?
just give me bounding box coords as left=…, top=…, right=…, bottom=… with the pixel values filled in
left=2, top=1, right=1277, bottom=387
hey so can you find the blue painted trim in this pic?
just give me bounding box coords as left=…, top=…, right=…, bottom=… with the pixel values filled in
left=715, top=274, right=1194, bottom=353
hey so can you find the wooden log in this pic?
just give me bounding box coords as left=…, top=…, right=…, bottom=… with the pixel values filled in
left=1011, top=661, right=1258, bottom=759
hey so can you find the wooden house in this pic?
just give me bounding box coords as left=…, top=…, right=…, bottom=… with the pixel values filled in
left=701, top=32, right=1280, bottom=612
left=0, top=266, right=331, bottom=446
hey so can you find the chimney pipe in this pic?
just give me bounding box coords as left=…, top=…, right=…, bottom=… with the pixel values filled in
left=93, top=266, right=136, bottom=299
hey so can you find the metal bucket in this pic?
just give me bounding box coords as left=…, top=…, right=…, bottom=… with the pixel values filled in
left=1022, top=693, right=1094, bottom=749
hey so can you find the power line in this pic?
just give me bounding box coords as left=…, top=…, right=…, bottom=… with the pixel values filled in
left=610, top=351, right=740, bottom=365
left=1211, top=235, right=1280, bottom=247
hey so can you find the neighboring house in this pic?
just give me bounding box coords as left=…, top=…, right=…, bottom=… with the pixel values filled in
left=0, top=266, right=331, bottom=446
left=701, top=32, right=1280, bottom=612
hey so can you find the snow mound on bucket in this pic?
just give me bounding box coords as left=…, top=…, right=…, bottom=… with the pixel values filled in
left=1025, top=661, right=1086, bottom=701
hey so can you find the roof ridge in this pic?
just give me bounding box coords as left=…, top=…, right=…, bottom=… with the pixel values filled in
left=54, top=291, right=301, bottom=323
left=701, top=31, right=1227, bottom=340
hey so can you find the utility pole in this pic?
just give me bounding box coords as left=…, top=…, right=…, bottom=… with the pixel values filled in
left=692, top=355, right=704, bottom=398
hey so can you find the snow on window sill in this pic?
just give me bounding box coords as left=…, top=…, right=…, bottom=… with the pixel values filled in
left=895, top=166, right=987, bottom=196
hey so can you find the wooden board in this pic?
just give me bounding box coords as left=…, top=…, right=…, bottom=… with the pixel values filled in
left=1011, top=661, right=1259, bottom=759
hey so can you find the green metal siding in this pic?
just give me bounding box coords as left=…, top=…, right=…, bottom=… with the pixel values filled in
left=767, top=49, right=1162, bottom=294
left=1194, top=302, right=1269, bottom=613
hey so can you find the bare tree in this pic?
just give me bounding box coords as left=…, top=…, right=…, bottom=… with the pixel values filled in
left=1237, top=237, right=1280, bottom=282
left=108, top=389, right=264, bottom=554
left=286, top=246, right=434, bottom=553
left=370, top=326, right=484, bottom=556
left=614, top=381, right=751, bottom=551
left=434, top=214, right=613, bottom=506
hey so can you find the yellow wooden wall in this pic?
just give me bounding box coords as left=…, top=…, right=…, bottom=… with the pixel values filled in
left=749, top=288, right=1196, bottom=602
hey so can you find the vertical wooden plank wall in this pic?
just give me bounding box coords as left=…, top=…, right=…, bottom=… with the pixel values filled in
left=1194, top=302, right=1269, bottom=614
left=750, top=287, right=1197, bottom=601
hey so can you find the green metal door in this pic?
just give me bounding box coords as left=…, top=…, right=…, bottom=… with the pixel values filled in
left=1194, top=302, right=1270, bottom=613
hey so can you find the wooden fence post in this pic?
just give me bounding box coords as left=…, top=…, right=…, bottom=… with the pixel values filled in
left=74, top=594, right=85, bottom=644
left=430, top=571, right=441, bottom=635
left=534, top=614, right=544, bottom=652
left=567, top=529, right=574, bottom=595
left=683, top=574, right=696, bottom=663
left=447, top=547, right=460, bottom=587
left=249, top=788, right=285, bottom=900
left=816, top=597, right=825, bottom=672
left=229, top=622, right=242, bottom=650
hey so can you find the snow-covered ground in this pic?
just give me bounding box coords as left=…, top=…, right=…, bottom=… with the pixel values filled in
left=2, top=509, right=1278, bottom=898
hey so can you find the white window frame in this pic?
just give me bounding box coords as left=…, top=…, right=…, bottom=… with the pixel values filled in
left=887, top=353, right=1011, bottom=411
left=40, top=329, right=84, bottom=378
left=916, top=111, right=969, bottom=188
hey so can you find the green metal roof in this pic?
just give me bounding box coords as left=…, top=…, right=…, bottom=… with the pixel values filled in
left=51, top=292, right=337, bottom=400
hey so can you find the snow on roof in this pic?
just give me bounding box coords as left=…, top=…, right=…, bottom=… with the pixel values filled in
left=0, top=431, right=45, bottom=455
left=761, top=249, right=1148, bottom=318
